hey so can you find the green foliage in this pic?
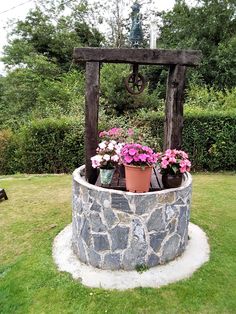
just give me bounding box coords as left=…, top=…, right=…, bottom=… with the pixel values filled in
left=0, top=64, right=85, bottom=129
left=184, top=84, right=236, bottom=111
left=0, top=118, right=85, bottom=174
left=100, top=63, right=164, bottom=115
left=2, top=108, right=236, bottom=174
left=101, top=63, right=139, bottom=114
left=2, top=4, right=104, bottom=71
left=159, top=0, right=236, bottom=89
left=137, top=109, right=236, bottom=171
left=0, top=130, right=13, bottom=174
left=215, top=35, right=236, bottom=89
left=135, top=264, right=149, bottom=273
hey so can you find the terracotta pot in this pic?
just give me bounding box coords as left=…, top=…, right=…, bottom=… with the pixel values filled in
left=100, top=168, right=115, bottom=185
left=124, top=164, right=153, bottom=193
left=162, top=173, right=183, bottom=189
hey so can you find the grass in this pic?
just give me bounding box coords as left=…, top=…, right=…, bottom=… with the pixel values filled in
left=0, top=173, right=236, bottom=314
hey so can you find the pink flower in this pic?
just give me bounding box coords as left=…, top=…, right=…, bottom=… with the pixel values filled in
left=185, top=160, right=191, bottom=167
left=129, top=148, right=137, bottom=156
left=181, top=151, right=188, bottom=159
left=99, top=131, right=108, bottom=138
left=165, top=149, right=172, bottom=157
left=139, top=154, right=148, bottom=162
left=121, top=143, right=158, bottom=166
left=161, top=159, right=169, bottom=168
left=108, top=128, right=122, bottom=136
left=157, top=149, right=191, bottom=174
left=142, top=146, right=153, bottom=154
left=180, top=160, right=187, bottom=167
left=169, top=157, right=177, bottom=163
left=124, top=155, right=133, bottom=163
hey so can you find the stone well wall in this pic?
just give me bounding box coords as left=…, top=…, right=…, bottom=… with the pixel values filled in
left=72, top=166, right=192, bottom=271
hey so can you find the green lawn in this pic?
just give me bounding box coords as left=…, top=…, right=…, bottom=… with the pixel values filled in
left=0, top=173, right=236, bottom=314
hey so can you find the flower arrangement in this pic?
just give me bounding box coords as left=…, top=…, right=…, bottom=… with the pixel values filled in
left=91, top=140, right=123, bottom=169
left=99, top=127, right=134, bottom=142
left=121, top=143, right=159, bottom=167
left=157, top=149, right=191, bottom=175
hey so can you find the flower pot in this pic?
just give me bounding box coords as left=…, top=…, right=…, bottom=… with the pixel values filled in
left=100, top=168, right=115, bottom=185
left=162, top=173, right=183, bottom=189
left=124, top=164, right=153, bottom=193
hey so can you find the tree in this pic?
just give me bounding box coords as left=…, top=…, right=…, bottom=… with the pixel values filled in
left=0, top=0, right=105, bottom=129
left=2, top=1, right=104, bottom=71
left=159, top=0, right=236, bottom=88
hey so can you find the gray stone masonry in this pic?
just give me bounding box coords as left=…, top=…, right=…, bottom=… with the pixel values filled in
left=72, top=166, right=192, bottom=270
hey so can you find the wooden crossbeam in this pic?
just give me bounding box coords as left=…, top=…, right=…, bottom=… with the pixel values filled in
left=73, top=48, right=202, bottom=66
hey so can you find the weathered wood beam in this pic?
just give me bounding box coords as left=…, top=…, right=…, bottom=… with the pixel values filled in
left=164, top=65, right=187, bottom=150
left=73, top=48, right=202, bottom=66
left=85, top=62, right=100, bottom=184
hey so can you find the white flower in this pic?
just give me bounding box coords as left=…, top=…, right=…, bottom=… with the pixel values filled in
left=103, top=154, right=110, bottom=161
left=108, top=143, right=114, bottom=150
left=111, top=154, right=119, bottom=162
left=91, top=155, right=102, bottom=168
left=99, top=141, right=107, bottom=149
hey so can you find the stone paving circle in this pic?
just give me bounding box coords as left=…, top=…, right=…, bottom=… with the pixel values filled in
left=52, top=222, right=210, bottom=290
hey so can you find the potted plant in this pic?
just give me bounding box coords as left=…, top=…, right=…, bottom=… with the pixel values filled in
left=98, top=127, right=135, bottom=178
left=157, top=149, right=191, bottom=189
left=120, top=143, right=159, bottom=193
left=91, top=140, right=123, bottom=185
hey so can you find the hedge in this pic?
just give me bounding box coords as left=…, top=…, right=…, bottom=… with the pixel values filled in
left=0, top=117, right=84, bottom=174
left=0, top=111, right=236, bottom=174
left=137, top=110, right=236, bottom=171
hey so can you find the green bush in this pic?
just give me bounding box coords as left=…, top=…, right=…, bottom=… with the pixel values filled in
left=0, top=129, right=13, bottom=174
left=0, top=118, right=85, bottom=174
left=1, top=111, right=236, bottom=174
left=100, top=64, right=164, bottom=115
left=136, top=109, right=236, bottom=171
left=185, top=84, right=236, bottom=111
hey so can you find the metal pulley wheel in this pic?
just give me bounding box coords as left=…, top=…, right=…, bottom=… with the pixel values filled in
left=125, top=64, right=146, bottom=95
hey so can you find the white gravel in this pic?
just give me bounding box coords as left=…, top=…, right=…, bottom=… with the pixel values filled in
left=52, top=223, right=210, bottom=290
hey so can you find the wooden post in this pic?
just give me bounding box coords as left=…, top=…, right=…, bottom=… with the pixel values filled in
left=164, top=64, right=187, bottom=150
left=85, top=62, right=100, bottom=183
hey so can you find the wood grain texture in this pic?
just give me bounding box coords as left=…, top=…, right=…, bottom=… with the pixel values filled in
left=73, top=48, right=202, bottom=66
left=164, top=65, right=187, bottom=150
left=85, top=62, right=100, bottom=184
